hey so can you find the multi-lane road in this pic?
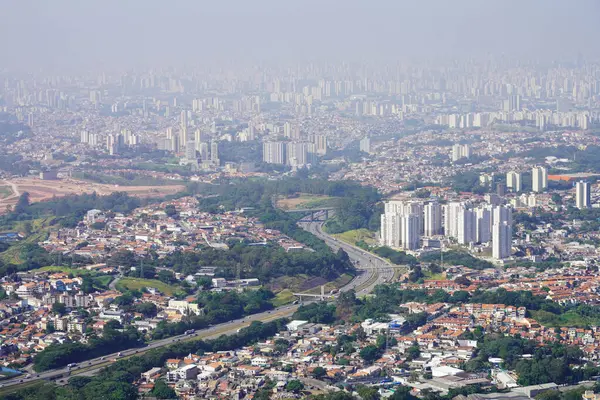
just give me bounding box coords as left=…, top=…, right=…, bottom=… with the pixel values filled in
left=299, top=219, right=399, bottom=294
left=0, top=305, right=301, bottom=391
left=0, top=214, right=399, bottom=393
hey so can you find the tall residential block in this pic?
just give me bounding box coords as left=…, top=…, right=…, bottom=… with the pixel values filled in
left=532, top=166, right=548, bottom=193
left=576, top=181, right=591, bottom=209
left=492, top=222, right=512, bottom=260
left=506, top=171, right=522, bottom=192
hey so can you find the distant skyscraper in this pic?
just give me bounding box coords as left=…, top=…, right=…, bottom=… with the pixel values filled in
left=194, top=128, right=202, bottom=144
left=492, top=205, right=512, bottom=228
left=199, top=142, right=209, bottom=160
left=443, top=202, right=464, bottom=239
left=210, top=141, right=219, bottom=165
left=263, top=141, right=285, bottom=164
left=451, top=144, right=471, bottom=162
left=424, top=202, right=442, bottom=236
left=503, top=94, right=521, bottom=112
left=180, top=126, right=188, bottom=149
left=380, top=213, right=401, bottom=248
left=457, top=208, right=475, bottom=244
left=80, top=130, right=90, bottom=144
left=314, top=135, right=328, bottom=155
left=532, top=166, right=548, bottom=193
left=475, top=206, right=492, bottom=243
left=106, top=134, right=117, bottom=155
left=401, top=214, right=420, bottom=250
left=359, top=137, right=371, bottom=153
left=492, top=222, right=512, bottom=260
left=283, top=122, right=292, bottom=138
left=286, top=142, right=309, bottom=167
left=506, top=171, right=522, bottom=192
left=185, top=142, right=197, bottom=161
left=380, top=201, right=423, bottom=250
left=170, top=135, right=180, bottom=153
left=576, top=181, right=591, bottom=209
left=496, top=183, right=506, bottom=197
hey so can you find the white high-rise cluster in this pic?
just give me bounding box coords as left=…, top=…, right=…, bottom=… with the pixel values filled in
left=451, top=144, right=471, bottom=162
left=381, top=200, right=513, bottom=260
left=380, top=201, right=425, bottom=250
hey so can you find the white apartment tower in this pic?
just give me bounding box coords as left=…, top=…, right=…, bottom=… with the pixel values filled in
left=506, top=171, right=522, bottom=192
left=380, top=213, right=401, bottom=248
left=457, top=208, right=476, bottom=244
left=360, top=137, right=371, bottom=154
left=475, top=206, right=492, bottom=243
left=443, top=202, right=464, bottom=238
left=380, top=201, right=423, bottom=250
left=492, top=222, right=512, bottom=260
left=401, top=214, right=420, bottom=250
left=263, top=141, right=285, bottom=164
left=286, top=142, right=309, bottom=167
left=532, top=166, right=548, bottom=193
left=424, top=202, right=442, bottom=236
left=451, top=144, right=471, bottom=162
left=576, top=181, right=591, bottom=209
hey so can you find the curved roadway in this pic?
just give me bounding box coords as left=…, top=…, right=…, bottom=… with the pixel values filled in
left=0, top=215, right=398, bottom=392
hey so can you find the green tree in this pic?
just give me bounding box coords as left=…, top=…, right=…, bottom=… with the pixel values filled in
left=81, top=276, right=95, bottom=294
left=165, top=204, right=178, bottom=218
left=158, top=270, right=175, bottom=284
left=355, top=326, right=367, bottom=342
left=195, top=276, right=213, bottom=290
left=535, top=390, right=561, bottom=400
left=406, top=343, right=420, bottom=361
left=274, top=338, right=290, bottom=354
left=357, top=385, right=381, bottom=400
left=313, top=366, right=327, bottom=379
left=286, top=379, right=305, bottom=393
left=52, top=302, right=67, bottom=316
left=135, top=302, right=158, bottom=318
left=152, top=380, right=177, bottom=399
left=359, top=345, right=382, bottom=364
left=68, top=376, right=92, bottom=390
left=389, top=385, right=418, bottom=400
left=14, top=192, right=30, bottom=215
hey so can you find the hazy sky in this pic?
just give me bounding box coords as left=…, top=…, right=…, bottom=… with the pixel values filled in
left=1, top=0, right=599, bottom=70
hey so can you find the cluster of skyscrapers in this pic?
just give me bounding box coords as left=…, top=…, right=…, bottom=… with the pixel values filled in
left=262, top=134, right=327, bottom=168
left=451, top=144, right=471, bottom=162
left=80, top=129, right=139, bottom=155
left=435, top=109, right=594, bottom=131
left=380, top=200, right=513, bottom=260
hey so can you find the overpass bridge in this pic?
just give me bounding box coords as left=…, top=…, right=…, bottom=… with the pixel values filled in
left=284, top=207, right=336, bottom=222
left=293, top=285, right=338, bottom=302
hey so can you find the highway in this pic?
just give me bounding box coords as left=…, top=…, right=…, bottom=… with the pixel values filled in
left=0, top=212, right=397, bottom=392
left=0, top=305, right=301, bottom=391
left=298, top=218, right=400, bottom=295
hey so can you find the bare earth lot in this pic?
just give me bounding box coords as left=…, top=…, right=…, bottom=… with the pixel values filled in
left=0, top=177, right=185, bottom=213
left=276, top=194, right=338, bottom=210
